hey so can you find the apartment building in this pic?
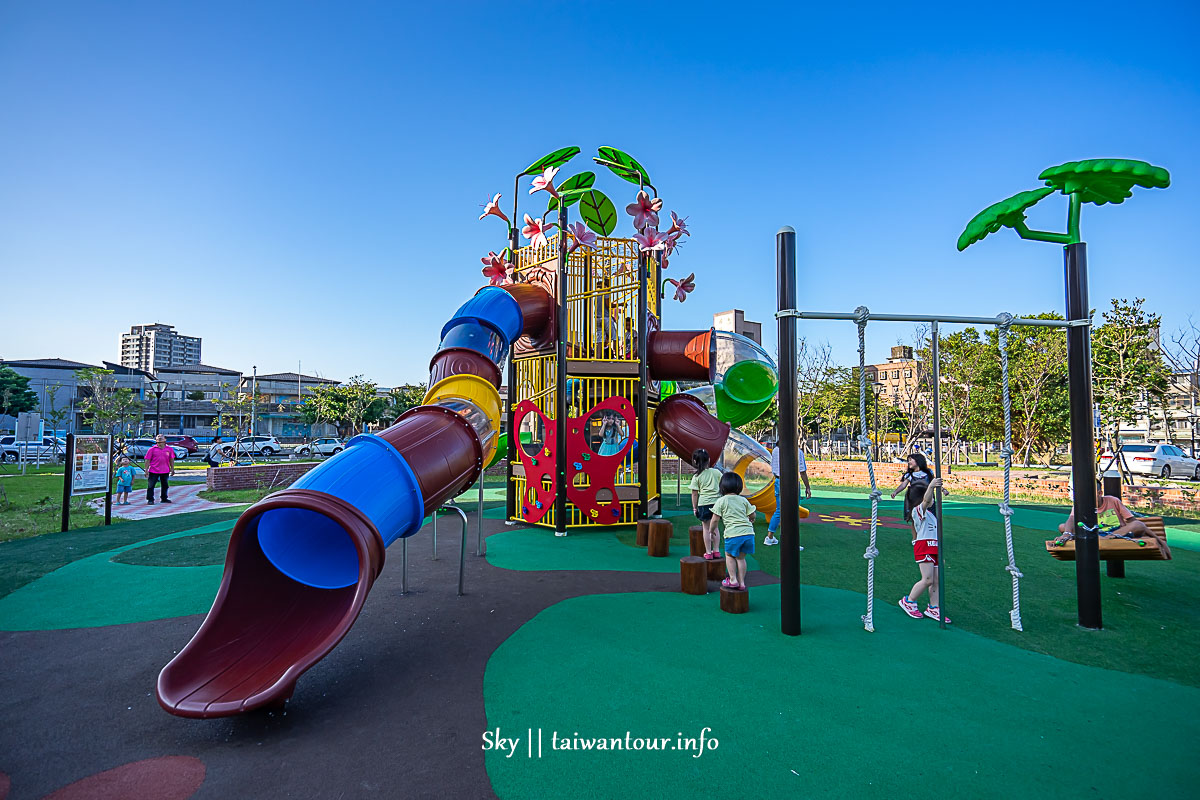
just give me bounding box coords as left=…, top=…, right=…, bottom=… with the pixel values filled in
left=119, top=323, right=201, bottom=370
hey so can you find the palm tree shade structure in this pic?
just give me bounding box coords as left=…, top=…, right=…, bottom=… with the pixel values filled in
left=958, top=158, right=1170, bottom=630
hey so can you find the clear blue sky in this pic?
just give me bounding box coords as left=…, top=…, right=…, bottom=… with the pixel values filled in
left=2, top=1, right=1197, bottom=385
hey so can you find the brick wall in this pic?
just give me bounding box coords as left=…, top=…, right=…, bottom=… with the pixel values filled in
left=206, top=462, right=320, bottom=492
left=802, top=460, right=1200, bottom=512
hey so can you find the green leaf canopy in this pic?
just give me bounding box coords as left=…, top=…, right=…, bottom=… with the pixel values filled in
left=957, top=187, right=1054, bottom=251
left=523, top=146, right=581, bottom=176
left=1039, top=159, right=1171, bottom=205
left=596, top=146, right=651, bottom=186
left=547, top=171, right=596, bottom=212
left=578, top=189, right=618, bottom=236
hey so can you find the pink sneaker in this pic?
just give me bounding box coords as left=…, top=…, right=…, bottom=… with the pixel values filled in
left=898, top=597, right=922, bottom=619
left=924, top=606, right=951, bottom=624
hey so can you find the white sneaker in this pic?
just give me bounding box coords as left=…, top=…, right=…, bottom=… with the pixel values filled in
left=764, top=535, right=779, bottom=546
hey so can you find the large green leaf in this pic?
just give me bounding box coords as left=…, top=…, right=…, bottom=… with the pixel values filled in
left=547, top=172, right=596, bottom=212
left=957, top=187, right=1054, bottom=251
left=523, top=146, right=581, bottom=177
left=1039, top=159, right=1171, bottom=206
left=578, top=189, right=618, bottom=236
left=596, top=146, right=651, bottom=186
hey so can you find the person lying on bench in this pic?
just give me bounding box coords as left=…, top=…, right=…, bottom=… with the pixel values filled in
left=1058, top=495, right=1154, bottom=541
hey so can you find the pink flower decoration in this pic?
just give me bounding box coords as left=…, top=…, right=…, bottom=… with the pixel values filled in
left=481, top=251, right=513, bottom=286
left=528, top=166, right=560, bottom=199
left=667, top=211, right=689, bottom=237
left=478, top=193, right=509, bottom=223
left=567, top=221, right=597, bottom=252
left=521, top=213, right=555, bottom=249
left=665, top=273, right=695, bottom=303
left=664, top=231, right=686, bottom=257
left=625, top=190, right=663, bottom=230
left=634, top=227, right=670, bottom=252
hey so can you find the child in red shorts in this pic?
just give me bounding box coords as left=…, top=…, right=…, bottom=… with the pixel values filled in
left=898, top=477, right=949, bottom=623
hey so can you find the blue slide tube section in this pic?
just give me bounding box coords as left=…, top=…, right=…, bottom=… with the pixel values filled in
left=254, top=284, right=532, bottom=590
left=257, top=435, right=424, bottom=589
left=440, top=286, right=524, bottom=345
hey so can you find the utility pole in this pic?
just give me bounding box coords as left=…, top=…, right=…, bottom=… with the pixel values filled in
left=251, top=365, right=257, bottom=437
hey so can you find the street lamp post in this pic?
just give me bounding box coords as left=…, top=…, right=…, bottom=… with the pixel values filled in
left=149, top=380, right=168, bottom=436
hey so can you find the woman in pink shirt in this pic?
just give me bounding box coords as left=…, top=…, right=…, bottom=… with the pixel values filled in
left=144, top=435, right=176, bottom=504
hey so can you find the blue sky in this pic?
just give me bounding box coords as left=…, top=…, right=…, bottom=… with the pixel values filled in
left=2, top=1, right=1197, bottom=385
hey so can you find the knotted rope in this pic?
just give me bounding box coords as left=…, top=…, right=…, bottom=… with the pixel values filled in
left=996, top=313, right=1024, bottom=631
left=855, top=306, right=882, bottom=632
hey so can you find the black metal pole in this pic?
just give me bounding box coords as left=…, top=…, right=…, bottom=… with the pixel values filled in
left=1065, top=241, right=1102, bottom=629
left=505, top=224, right=519, bottom=524
left=155, top=393, right=162, bottom=435
left=60, top=433, right=74, bottom=533
left=637, top=250, right=649, bottom=520
left=777, top=227, right=801, bottom=636
left=873, top=390, right=879, bottom=462
left=931, top=321, right=946, bottom=629
left=554, top=208, right=569, bottom=535
left=104, top=436, right=113, bottom=526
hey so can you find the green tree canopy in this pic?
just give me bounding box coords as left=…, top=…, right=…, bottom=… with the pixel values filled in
left=0, top=367, right=37, bottom=418
left=75, top=368, right=143, bottom=435
left=301, top=377, right=388, bottom=438
left=1092, top=298, right=1171, bottom=443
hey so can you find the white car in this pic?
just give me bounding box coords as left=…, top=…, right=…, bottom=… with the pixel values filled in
left=220, top=435, right=283, bottom=457
left=0, top=435, right=67, bottom=463
left=1101, top=443, right=1200, bottom=481
left=294, top=437, right=345, bottom=457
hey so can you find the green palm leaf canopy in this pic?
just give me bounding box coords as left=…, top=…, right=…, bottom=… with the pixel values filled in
left=523, top=146, right=581, bottom=176
left=1039, top=159, right=1171, bottom=205
left=957, top=187, right=1054, bottom=251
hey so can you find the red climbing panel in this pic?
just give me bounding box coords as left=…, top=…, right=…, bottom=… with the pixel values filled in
left=512, top=400, right=557, bottom=524
left=565, top=396, right=636, bottom=524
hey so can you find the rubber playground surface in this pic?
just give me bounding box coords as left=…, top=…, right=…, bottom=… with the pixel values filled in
left=2, top=490, right=1199, bottom=799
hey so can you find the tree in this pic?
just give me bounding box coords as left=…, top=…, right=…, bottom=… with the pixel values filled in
left=1092, top=298, right=1171, bottom=450
left=186, top=390, right=206, bottom=401
left=919, top=328, right=987, bottom=466
left=75, top=368, right=143, bottom=435
left=0, top=367, right=37, bottom=418
left=378, top=384, right=427, bottom=427
left=973, top=315, right=1070, bottom=466
left=302, top=377, right=388, bottom=438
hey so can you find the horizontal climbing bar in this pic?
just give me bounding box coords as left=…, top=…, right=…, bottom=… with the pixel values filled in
left=775, top=310, right=1085, bottom=328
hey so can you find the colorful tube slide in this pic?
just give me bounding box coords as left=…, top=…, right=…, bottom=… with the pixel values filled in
left=650, top=329, right=799, bottom=517
left=156, top=285, right=553, bottom=718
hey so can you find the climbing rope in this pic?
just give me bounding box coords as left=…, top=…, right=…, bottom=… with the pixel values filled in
left=855, top=306, right=882, bottom=632
left=996, top=313, right=1024, bottom=631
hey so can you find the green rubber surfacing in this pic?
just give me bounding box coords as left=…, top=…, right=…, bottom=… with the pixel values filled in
left=484, top=586, right=1200, bottom=799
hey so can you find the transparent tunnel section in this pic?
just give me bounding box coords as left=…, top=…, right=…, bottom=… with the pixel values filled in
left=431, top=397, right=498, bottom=467
left=720, top=428, right=774, bottom=498
left=713, top=331, right=779, bottom=406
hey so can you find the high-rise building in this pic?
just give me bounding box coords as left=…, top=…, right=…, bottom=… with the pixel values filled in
left=713, top=309, right=762, bottom=345
left=120, top=323, right=201, bottom=370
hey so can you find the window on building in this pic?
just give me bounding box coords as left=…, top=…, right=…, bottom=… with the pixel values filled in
left=905, top=369, right=912, bottom=378
left=892, top=370, right=899, bottom=379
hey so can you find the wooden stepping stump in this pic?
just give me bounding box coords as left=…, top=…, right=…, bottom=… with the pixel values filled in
left=706, top=558, right=726, bottom=581
left=636, top=519, right=651, bottom=547
left=720, top=586, right=749, bottom=614
left=680, top=556, right=708, bottom=595
left=646, top=520, right=672, bottom=557
left=688, top=525, right=705, bottom=557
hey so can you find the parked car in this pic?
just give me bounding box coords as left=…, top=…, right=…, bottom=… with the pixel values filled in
left=0, top=435, right=67, bottom=463
left=1100, top=443, right=1200, bottom=481
left=162, top=435, right=199, bottom=454
left=220, top=435, right=283, bottom=457
left=124, top=438, right=189, bottom=460
left=293, top=437, right=345, bottom=457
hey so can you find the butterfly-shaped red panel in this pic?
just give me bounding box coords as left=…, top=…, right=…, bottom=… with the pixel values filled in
left=512, top=400, right=557, bottom=525
left=565, top=396, right=636, bottom=524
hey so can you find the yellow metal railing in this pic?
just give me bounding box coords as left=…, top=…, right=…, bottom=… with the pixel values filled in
left=564, top=237, right=640, bottom=362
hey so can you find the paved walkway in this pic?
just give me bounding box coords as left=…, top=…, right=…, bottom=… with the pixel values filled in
left=89, top=483, right=238, bottom=520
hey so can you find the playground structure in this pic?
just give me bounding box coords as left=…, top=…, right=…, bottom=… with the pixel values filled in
left=772, top=158, right=1171, bottom=635
left=156, top=146, right=782, bottom=718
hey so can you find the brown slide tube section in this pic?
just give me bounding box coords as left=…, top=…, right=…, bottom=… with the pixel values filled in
left=648, top=329, right=716, bottom=382
left=379, top=406, right=483, bottom=514
left=502, top=283, right=555, bottom=345
left=429, top=347, right=502, bottom=389
left=656, top=393, right=731, bottom=463
left=156, top=489, right=385, bottom=719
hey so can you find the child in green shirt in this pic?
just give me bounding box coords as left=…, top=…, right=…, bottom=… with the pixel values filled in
left=712, top=471, right=757, bottom=590
left=689, top=448, right=724, bottom=560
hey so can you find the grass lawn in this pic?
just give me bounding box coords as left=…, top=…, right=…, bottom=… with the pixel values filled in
left=0, top=473, right=110, bottom=542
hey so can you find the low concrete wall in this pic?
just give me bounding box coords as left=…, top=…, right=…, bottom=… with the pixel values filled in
left=801, top=460, right=1200, bottom=512
left=206, top=462, right=319, bottom=492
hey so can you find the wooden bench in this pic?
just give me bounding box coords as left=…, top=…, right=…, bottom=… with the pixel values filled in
left=1045, top=516, right=1171, bottom=577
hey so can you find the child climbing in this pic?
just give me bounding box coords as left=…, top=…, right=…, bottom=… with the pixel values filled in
left=712, top=471, right=757, bottom=591
left=114, top=457, right=136, bottom=505
left=891, top=452, right=935, bottom=522
left=689, top=448, right=723, bottom=560
left=596, top=411, right=626, bottom=456
left=898, top=477, right=950, bottom=622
